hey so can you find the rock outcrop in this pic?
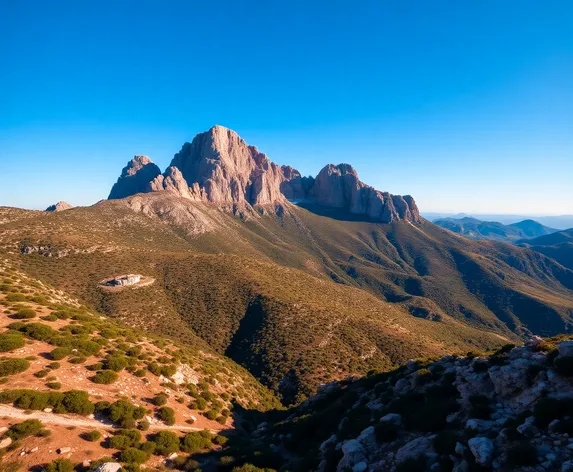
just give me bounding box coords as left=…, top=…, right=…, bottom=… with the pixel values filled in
left=250, top=336, right=573, bottom=472
left=45, top=201, right=73, bottom=212
left=306, top=163, right=420, bottom=223
left=169, top=125, right=286, bottom=206
left=108, top=155, right=161, bottom=200
left=107, top=126, right=421, bottom=224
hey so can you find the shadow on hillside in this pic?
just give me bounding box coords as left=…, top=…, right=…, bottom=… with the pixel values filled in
left=292, top=201, right=385, bottom=223
left=187, top=400, right=287, bottom=471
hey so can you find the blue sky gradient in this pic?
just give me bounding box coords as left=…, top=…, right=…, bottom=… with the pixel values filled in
left=1, top=0, right=572, bottom=214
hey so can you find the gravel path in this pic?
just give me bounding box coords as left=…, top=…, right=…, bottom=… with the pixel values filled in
left=0, top=405, right=218, bottom=433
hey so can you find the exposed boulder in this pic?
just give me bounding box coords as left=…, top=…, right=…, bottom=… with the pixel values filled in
left=45, top=201, right=73, bottom=212
left=93, top=463, right=122, bottom=472
left=108, top=155, right=161, bottom=199
left=468, top=437, right=494, bottom=466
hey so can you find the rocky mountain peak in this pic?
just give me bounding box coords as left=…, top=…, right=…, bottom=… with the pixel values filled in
left=168, top=125, right=285, bottom=205
left=108, top=156, right=161, bottom=200
left=45, top=201, right=73, bottom=212
left=106, top=126, right=421, bottom=223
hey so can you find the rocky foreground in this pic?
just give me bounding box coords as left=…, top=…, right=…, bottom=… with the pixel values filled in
left=241, top=336, right=573, bottom=472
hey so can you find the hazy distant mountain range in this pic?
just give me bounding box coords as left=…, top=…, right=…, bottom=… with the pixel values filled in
left=433, top=216, right=558, bottom=243
left=424, top=212, right=573, bottom=230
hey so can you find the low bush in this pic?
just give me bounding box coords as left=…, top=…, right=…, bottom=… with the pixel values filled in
left=0, top=358, right=30, bottom=376
left=158, top=406, right=176, bottom=425
left=153, top=393, right=168, bottom=406
left=46, top=381, right=62, bottom=390
left=82, top=430, right=102, bottom=442
left=0, top=333, right=25, bottom=352
left=153, top=430, right=180, bottom=455
left=44, top=459, right=75, bottom=472
left=12, top=308, right=36, bottom=319
left=469, top=394, right=491, bottom=419
left=105, top=355, right=129, bottom=372
left=120, top=447, right=149, bottom=464
left=49, top=347, right=70, bottom=360
left=91, top=370, right=118, bottom=384
left=7, top=419, right=43, bottom=440
left=105, top=399, right=146, bottom=428
left=180, top=431, right=212, bottom=453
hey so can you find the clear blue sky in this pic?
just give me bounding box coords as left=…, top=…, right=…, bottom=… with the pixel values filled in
left=1, top=0, right=572, bottom=214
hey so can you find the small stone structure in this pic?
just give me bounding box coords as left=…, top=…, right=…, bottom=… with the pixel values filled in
left=105, top=274, right=141, bottom=287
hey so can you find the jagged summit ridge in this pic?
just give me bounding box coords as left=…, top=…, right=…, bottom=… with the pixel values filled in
left=107, top=125, right=420, bottom=223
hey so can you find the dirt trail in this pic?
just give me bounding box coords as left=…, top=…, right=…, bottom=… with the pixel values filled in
left=0, top=405, right=219, bottom=433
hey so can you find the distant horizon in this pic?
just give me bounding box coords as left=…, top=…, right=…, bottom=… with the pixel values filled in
left=1, top=1, right=572, bottom=214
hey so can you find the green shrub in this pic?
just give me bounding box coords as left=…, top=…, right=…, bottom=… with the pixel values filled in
left=137, top=420, right=150, bottom=431
left=205, top=409, right=218, bottom=420
left=61, top=390, right=94, bottom=415
left=12, top=308, right=36, bottom=319
left=153, top=430, right=180, bottom=455
left=0, top=333, right=25, bottom=352
left=44, top=459, right=75, bottom=472
left=231, top=465, right=275, bottom=472
left=46, top=381, right=62, bottom=390
left=34, top=369, right=50, bottom=378
left=105, top=399, right=145, bottom=428
left=49, top=347, right=70, bottom=360
left=17, top=323, right=58, bottom=342
left=158, top=406, right=176, bottom=425
left=6, top=293, right=27, bottom=302
left=180, top=431, right=211, bottom=453
left=120, top=447, right=149, bottom=464
left=0, top=358, right=30, bottom=376
left=91, top=370, right=118, bottom=384
left=153, top=393, right=168, bottom=406
left=139, top=441, right=156, bottom=455
left=83, top=430, right=102, bottom=442
left=213, top=435, right=228, bottom=446
left=105, top=355, right=129, bottom=372
left=192, top=397, right=208, bottom=410
left=7, top=419, right=43, bottom=440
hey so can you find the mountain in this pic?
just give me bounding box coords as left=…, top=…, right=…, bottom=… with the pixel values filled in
left=2, top=126, right=573, bottom=407
left=426, top=213, right=573, bottom=231
left=108, top=125, right=420, bottom=224
left=45, top=201, right=73, bottom=212
left=433, top=217, right=557, bottom=243
left=518, top=228, right=573, bottom=271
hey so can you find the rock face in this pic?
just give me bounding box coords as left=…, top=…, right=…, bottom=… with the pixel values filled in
left=169, top=125, right=286, bottom=206
left=45, top=201, right=73, bottom=212
left=107, top=126, right=421, bottom=224
left=305, top=163, right=420, bottom=223
left=108, top=156, right=161, bottom=200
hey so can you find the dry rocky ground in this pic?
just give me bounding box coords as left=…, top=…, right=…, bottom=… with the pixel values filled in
left=0, top=261, right=278, bottom=471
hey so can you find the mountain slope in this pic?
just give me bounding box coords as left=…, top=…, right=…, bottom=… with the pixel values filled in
left=518, top=229, right=573, bottom=271
left=434, top=217, right=557, bottom=243
left=0, top=201, right=510, bottom=404
left=0, top=260, right=279, bottom=470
